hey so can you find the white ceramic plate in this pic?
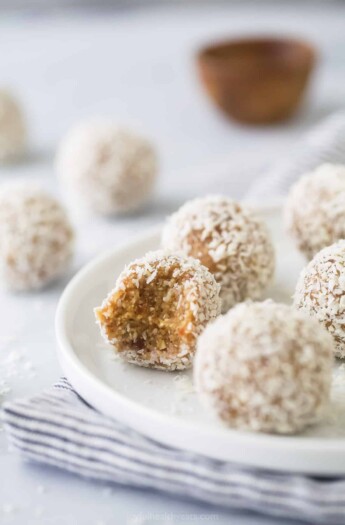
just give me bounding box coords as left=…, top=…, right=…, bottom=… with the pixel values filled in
left=56, top=204, right=345, bottom=476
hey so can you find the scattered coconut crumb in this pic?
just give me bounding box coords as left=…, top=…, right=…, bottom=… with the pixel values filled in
left=0, top=379, right=10, bottom=397
left=0, top=342, right=36, bottom=417
left=0, top=348, right=35, bottom=383
left=173, top=374, right=194, bottom=395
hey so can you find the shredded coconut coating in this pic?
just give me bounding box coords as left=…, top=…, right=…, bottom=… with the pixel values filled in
left=95, top=250, right=221, bottom=371
left=285, top=163, right=345, bottom=260
left=194, top=301, right=333, bottom=434
left=0, top=90, right=26, bottom=163
left=56, top=119, right=157, bottom=215
left=161, top=196, right=275, bottom=312
left=294, top=240, right=345, bottom=358
left=0, top=183, right=74, bottom=291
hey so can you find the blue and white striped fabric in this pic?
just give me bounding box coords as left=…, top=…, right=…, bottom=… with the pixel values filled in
left=2, top=378, right=345, bottom=525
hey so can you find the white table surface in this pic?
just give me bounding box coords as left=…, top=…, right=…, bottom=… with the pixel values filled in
left=0, top=2, right=345, bottom=524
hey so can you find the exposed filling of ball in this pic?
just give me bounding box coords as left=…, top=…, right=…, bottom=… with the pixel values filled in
left=97, top=264, right=195, bottom=359
left=95, top=252, right=221, bottom=370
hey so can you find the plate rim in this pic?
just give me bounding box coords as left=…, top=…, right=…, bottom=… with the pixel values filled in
left=55, top=201, right=345, bottom=475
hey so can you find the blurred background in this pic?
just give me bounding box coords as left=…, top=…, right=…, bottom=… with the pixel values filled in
left=1, top=0, right=343, bottom=220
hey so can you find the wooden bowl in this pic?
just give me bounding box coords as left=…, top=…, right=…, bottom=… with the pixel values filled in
left=197, top=37, right=316, bottom=124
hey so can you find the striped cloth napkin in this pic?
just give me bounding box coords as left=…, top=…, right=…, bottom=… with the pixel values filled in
left=3, top=379, right=345, bottom=525
left=4, top=110, right=345, bottom=524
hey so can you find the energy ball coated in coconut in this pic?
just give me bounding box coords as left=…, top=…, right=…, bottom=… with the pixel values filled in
left=194, top=302, right=333, bottom=434
left=0, top=184, right=74, bottom=291
left=162, top=195, right=275, bottom=312
left=285, top=163, right=345, bottom=260
left=0, top=90, right=26, bottom=162
left=56, top=120, right=157, bottom=215
left=95, top=251, right=221, bottom=371
left=294, top=240, right=345, bottom=358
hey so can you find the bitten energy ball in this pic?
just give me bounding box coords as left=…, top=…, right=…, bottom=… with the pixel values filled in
left=194, top=302, right=333, bottom=434
left=95, top=251, right=221, bottom=371
left=0, top=90, right=26, bottom=162
left=285, top=163, right=345, bottom=260
left=162, top=196, right=275, bottom=312
left=56, top=120, right=157, bottom=215
left=294, top=240, right=345, bottom=358
left=0, top=184, right=74, bottom=291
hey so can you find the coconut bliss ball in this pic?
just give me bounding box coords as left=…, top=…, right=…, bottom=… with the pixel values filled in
left=95, top=251, right=221, bottom=371
left=0, top=183, right=74, bottom=291
left=0, top=90, right=26, bottom=162
left=285, top=163, right=345, bottom=260
left=56, top=120, right=157, bottom=215
left=162, top=196, right=275, bottom=312
left=294, top=240, right=345, bottom=358
left=194, top=301, right=333, bottom=434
